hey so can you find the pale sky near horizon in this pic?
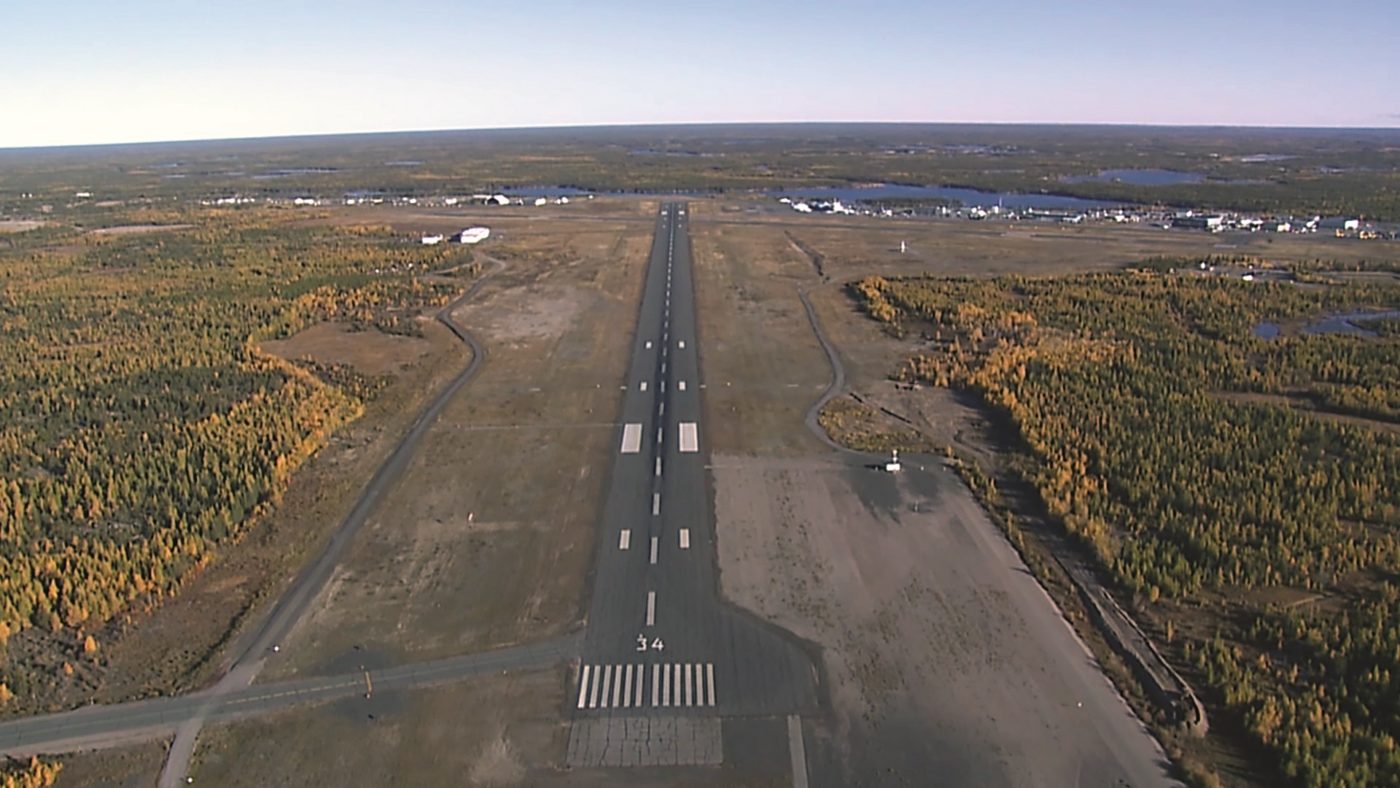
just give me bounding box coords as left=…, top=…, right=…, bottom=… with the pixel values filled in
left=2, top=0, right=1397, bottom=148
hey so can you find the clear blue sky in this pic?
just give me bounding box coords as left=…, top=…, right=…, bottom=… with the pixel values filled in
left=2, top=0, right=1397, bottom=147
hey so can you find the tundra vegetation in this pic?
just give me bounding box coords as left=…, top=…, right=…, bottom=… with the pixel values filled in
left=853, top=266, right=1400, bottom=786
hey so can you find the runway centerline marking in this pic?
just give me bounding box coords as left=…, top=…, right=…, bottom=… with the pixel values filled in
left=679, top=340, right=685, bottom=349
left=652, top=493, right=661, bottom=516
left=645, top=341, right=652, bottom=349
left=620, top=423, right=643, bottom=454
left=619, top=529, right=631, bottom=550
left=679, top=380, right=686, bottom=391
left=679, top=528, right=690, bottom=549
left=640, top=381, right=648, bottom=392
left=650, top=536, right=658, bottom=564
left=646, top=591, right=656, bottom=626
left=655, top=457, right=662, bottom=476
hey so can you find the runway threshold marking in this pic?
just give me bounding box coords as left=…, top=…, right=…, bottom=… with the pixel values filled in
left=679, top=528, right=690, bottom=549
left=577, top=665, right=592, bottom=709
left=788, top=715, right=810, bottom=788
left=679, top=422, right=699, bottom=453
left=620, top=423, right=643, bottom=454
left=646, top=591, right=656, bottom=626
left=619, top=530, right=631, bottom=550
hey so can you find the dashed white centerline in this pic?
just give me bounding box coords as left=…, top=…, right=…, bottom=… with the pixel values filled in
left=619, top=529, right=631, bottom=550
left=640, top=381, right=648, bottom=392
left=650, top=536, right=658, bottom=564
left=679, top=340, right=685, bottom=349
left=679, top=380, right=686, bottom=391
left=655, top=457, right=662, bottom=476
left=657, top=427, right=663, bottom=444
left=659, top=402, right=665, bottom=417
left=646, top=590, right=656, bottom=625
left=679, top=528, right=690, bottom=549
left=645, top=341, right=652, bottom=349
left=652, top=493, right=661, bottom=515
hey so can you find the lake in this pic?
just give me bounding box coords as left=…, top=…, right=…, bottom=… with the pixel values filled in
left=772, top=184, right=1122, bottom=211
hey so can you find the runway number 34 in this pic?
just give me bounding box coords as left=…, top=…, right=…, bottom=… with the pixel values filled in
left=636, top=634, right=665, bottom=652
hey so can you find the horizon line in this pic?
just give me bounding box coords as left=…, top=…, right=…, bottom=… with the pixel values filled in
left=4, top=119, right=1400, bottom=154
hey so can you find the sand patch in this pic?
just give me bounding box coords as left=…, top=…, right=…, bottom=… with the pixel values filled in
left=0, top=220, right=45, bottom=233
left=456, top=284, right=591, bottom=345
left=261, top=322, right=432, bottom=376
left=89, top=224, right=194, bottom=236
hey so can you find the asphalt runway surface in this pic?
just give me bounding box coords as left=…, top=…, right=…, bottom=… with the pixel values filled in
left=567, top=204, right=819, bottom=767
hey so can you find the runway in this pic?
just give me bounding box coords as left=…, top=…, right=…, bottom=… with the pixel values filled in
left=566, top=203, right=818, bottom=766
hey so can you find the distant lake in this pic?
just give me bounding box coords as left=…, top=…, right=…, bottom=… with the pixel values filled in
left=772, top=184, right=1123, bottom=211
left=1061, top=169, right=1205, bottom=186
left=506, top=182, right=1128, bottom=210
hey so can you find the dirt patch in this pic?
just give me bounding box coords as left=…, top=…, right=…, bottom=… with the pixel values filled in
left=190, top=669, right=566, bottom=786
left=0, top=220, right=45, bottom=233
left=262, top=220, right=648, bottom=680
left=690, top=220, right=832, bottom=456
left=261, top=321, right=433, bottom=376
left=88, top=224, right=194, bottom=236
left=463, top=284, right=593, bottom=345
left=52, top=738, right=168, bottom=787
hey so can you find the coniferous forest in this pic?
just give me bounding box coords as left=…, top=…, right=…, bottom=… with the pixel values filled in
left=0, top=210, right=467, bottom=704
left=854, top=268, right=1400, bottom=786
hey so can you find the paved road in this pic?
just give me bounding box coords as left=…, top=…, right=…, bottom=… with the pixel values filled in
left=0, top=636, right=577, bottom=758
left=567, top=203, right=818, bottom=766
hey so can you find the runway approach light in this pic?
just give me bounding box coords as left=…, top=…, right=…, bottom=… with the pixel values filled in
left=885, top=449, right=902, bottom=473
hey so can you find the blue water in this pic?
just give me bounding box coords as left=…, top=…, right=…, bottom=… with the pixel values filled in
left=773, top=184, right=1121, bottom=211
left=1061, top=169, right=1205, bottom=186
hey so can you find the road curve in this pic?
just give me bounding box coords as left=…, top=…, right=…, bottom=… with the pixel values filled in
left=155, top=265, right=502, bottom=786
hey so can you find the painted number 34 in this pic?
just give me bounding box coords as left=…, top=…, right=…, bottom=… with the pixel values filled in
left=636, top=634, right=665, bottom=652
